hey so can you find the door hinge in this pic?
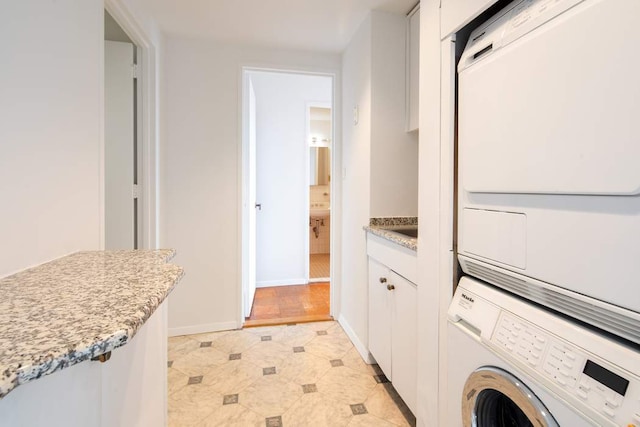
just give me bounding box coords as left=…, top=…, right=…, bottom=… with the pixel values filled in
left=132, top=63, right=138, bottom=79
left=132, top=184, right=140, bottom=199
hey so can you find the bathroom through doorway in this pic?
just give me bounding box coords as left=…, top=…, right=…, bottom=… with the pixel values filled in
left=240, top=68, right=335, bottom=327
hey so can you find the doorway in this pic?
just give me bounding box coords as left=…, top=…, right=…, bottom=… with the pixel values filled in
left=104, top=10, right=139, bottom=249
left=307, top=103, right=332, bottom=283
left=241, top=69, right=335, bottom=326
left=103, top=2, right=159, bottom=251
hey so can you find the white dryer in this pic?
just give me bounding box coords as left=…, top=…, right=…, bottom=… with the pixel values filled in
left=447, top=277, right=640, bottom=427
left=457, top=0, right=640, bottom=344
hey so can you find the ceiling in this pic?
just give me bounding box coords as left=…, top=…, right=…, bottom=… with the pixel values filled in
left=130, top=0, right=418, bottom=53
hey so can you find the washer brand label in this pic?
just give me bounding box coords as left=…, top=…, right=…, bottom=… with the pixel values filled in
left=459, top=293, right=474, bottom=310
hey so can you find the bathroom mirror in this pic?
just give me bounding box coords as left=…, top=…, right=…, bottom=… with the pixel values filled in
left=310, top=147, right=331, bottom=185
left=307, top=104, right=332, bottom=187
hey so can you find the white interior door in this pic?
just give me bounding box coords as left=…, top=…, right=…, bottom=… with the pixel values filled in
left=245, top=79, right=258, bottom=317
left=104, top=40, right=134, bottom=250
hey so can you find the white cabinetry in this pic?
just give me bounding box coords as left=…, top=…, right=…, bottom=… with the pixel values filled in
left=367, top=234, right=417, bottom=414
left=368, top=258, right=393, bottom=377
left=441, top=0, right=499, bottom=37
left=0, top=303, right=168, bottom=427
left=406, top=5, right=420, bottom=132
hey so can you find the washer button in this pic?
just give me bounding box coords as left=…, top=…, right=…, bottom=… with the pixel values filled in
left=556, top=377, right=567, bottom=386
left=606, top=398, right=620, bottom=409
left=576, top=389, right=588, bottom=400
left=602, top=406, right=615, bottom=418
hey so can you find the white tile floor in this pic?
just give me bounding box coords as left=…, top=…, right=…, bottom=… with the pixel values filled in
left=168, top=321, right=416, bottom=426
left=309, top=253, right=330, bottom=279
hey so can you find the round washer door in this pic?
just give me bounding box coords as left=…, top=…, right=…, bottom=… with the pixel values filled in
left=462, top=366, right=559, bottom=427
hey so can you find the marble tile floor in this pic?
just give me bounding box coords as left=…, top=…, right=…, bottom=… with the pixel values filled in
left=168, top=321, right=416, bottom=427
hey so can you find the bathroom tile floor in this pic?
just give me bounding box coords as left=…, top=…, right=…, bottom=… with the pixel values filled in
left=309, top=253, right=330, bottom=279
left=168, top=321, right=416, bottom=427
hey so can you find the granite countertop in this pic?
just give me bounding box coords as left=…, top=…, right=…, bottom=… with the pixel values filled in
left=364, top=217, right=418, bottom=251
left=0, top=250, right=184, bottom=399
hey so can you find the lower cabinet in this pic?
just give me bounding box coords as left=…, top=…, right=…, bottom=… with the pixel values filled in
left=0, top=302, right=168, bottom=427
left=368, top=257, right=418, bottom=414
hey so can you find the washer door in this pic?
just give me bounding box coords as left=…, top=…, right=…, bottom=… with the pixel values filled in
left=462, top=366, right=559, bottom=427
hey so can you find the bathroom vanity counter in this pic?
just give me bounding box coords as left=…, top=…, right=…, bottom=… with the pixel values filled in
left=364, top=217, right=418, bottom=251
left=0, top=249, right=183, bottom=399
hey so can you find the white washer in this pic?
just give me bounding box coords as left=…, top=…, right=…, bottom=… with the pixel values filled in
left=447, top=277, right=640, bottom=427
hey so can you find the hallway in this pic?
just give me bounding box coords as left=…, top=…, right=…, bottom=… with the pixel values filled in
left=245, top=283, right=331, bottom=326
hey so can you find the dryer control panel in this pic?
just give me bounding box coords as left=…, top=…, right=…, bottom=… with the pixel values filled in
left=449, top=277, right=640, bottom=427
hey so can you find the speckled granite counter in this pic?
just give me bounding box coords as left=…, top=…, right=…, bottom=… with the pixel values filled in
left=364, top=217, right=418, bottom=251
left=0, top=250, right=184, bottom=399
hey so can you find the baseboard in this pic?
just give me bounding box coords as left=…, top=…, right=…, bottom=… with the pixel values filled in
left=337, top=314, right=376, bottom=364
left=256, top=278, right=308, bottom=288
left=168, top=321, right=239, bottom=337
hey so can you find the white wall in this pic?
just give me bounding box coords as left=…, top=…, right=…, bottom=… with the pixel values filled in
left=370, top=12, right=419, bottom=217
left=0, top=1, right=104, bottom=278
left=0, top=0, right=163, bottom=279
left=161, top=37, right=340, bottom=334
left=340, top=14, right=373, bottom=352
left=340, top=11, right=418, bottom=358
left=250, top=72, right=332, bottom=286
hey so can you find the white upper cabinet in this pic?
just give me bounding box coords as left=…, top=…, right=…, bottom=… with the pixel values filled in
left=441, top=0, right=498, bottom=38
left=406, top=4, right=420, bottom=132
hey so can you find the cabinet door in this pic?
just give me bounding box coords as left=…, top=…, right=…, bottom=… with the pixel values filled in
left=102, top=302, right=168, bottom=426
left=368, top=258, right=393, bottom=379
left=407, top=6, right=420, bottom=132
left=390, top=271, right=417, bottom=414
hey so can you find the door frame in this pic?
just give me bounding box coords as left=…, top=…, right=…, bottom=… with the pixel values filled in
left=102, top=0, right=159, bottom=249
left=239, top=66, right=339, bottom=326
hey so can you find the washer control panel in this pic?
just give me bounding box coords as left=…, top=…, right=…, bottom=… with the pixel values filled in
left=491, top=313, right=640, bottom=426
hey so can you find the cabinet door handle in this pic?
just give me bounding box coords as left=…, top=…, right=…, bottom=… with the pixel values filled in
left=387, top=284, right=395, bottom=291
left=379, top=277, right=387, bottom=283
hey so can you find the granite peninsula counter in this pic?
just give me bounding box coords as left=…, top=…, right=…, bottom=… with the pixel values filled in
left=0, top=249, right=183, bottom=422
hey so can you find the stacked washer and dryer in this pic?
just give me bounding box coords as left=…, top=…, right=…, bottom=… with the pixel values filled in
left=450, top=0, right=640, bottom=425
